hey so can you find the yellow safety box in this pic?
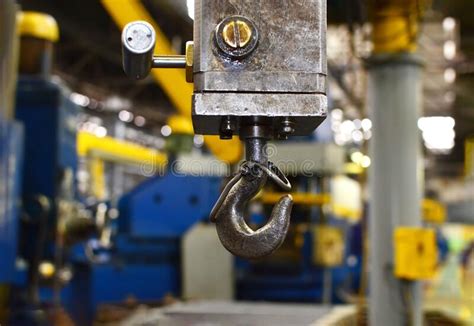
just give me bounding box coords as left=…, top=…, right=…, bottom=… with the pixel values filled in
left=394, top=227, right=437, bottom=280
left=312, top=226, right=345, bottom=267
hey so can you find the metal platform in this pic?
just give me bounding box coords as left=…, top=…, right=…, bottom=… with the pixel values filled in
left=121, top=301, right=355, bottom=326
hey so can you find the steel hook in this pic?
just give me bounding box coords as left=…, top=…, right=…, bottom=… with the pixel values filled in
left=210, top=161, right=293, bottom=259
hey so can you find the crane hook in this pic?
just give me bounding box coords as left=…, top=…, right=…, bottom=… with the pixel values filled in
left=210, top=139, right=294, bottom=259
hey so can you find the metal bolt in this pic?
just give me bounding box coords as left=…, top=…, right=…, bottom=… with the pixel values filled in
left=220, top=116, right=235, bottom=140
left=222, top=20, right=252, bottom=49
left=215, top=16, right=259, bottom=59
left=282, top=125, right=294, bottom=134
left=279, top=118, right=295, bottom=140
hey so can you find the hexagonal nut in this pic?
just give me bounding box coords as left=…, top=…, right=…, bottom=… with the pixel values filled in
left=185, top=41, right=194, bottom=83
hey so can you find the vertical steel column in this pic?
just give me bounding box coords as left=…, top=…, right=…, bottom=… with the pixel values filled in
left=367, top=54, right=423, bottom=326
left=0, top=0, right=19, bottom=120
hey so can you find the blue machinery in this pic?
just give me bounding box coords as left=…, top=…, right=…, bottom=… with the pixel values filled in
left=235, top=169, right=364, bottom=304
left=66, top=174, right=221, bottom=324
left=0, top=6, right=454, bottom=326
left=5, top=74, right=363, bottom=320
left=0, top=0, right=22, bottom=289
left=236, top=217, right=363, bottom=304
left=5, top=71, right=224, bottom=323
left=0, top=9, right=365, bottom=326
left=2, top=51, right=365, bottom=326
left=8, top=68, right=222, bottom=324
left=0, top=120, right=23, bottom=286
left=15, top=76, right=79, bottom=275
left=7, top=77, right=82, bottom=324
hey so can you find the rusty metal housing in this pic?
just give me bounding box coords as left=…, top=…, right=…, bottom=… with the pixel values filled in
left=192, top=0, right=328, bottom=138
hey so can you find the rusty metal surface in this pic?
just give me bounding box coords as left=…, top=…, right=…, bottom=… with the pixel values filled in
left=194, top=0, right=327, bottom=92
left=192, top=0, right=327, bottom=137
left=193, top=93, right=327, bottom=136
left=214, top=177, right=293, bottom=259
left=195, top=71, right=327, bottom=93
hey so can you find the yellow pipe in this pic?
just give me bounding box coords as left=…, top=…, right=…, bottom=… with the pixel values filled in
left=370, top=0, right=429, bottom=54
left=261, top=192, right=445, bottom=223
left=101, top=0, right=243, bottom=164
left=260, top=192, right=331, bottom=206
left=89, top=157, right=106, bottom=200
left=261, top=192, right=362, bottom=221
left=77, top=131, right=167, bottom=169
left=78, top=131, right=168, bottom=200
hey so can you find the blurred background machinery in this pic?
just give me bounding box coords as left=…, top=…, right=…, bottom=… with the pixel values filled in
left=0, top=0, right=473, bottom=325
left=1, top=10, right=226, bottom=325
left=234, top=142, right=364, bottom=304
left=0, top=0, right=24, bottom=320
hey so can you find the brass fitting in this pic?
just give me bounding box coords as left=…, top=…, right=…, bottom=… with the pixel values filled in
left=185, top=41, right=194, bottom=83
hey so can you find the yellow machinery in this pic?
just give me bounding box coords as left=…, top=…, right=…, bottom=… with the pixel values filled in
left=16, top=11, right=59, bottom=77
left=17, top=11, right=59, bottom=42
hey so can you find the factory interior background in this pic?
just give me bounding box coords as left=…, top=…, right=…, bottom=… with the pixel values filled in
left=0, top=0, right=473, bottom=325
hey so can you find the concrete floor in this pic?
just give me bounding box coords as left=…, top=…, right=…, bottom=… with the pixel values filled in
left=119, top=301, right=356, bottom=326
left=424, top=254, right=474, bottom=324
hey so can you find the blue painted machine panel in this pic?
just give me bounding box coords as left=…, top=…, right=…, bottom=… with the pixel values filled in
left=15, top=77, right=79, bottom=200
left=119, top=174, right=221, bottom=238
left=0, top=121, right=24, bottom=283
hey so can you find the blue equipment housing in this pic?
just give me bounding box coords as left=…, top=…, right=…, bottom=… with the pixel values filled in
left=0, top=76, right=79, bottom=287
left=0, top=120, right=24, bottom=284
left=15, top=77, right=78, bottom=200
left=8, top=74, right=225, bottom=323
left=65, top=172, right=221, bottom=324
left=15, top=77, right=79, bottom=269
left=118, top=173, right=220, bottom=238
left=0, top=77, right=81, bottom=325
